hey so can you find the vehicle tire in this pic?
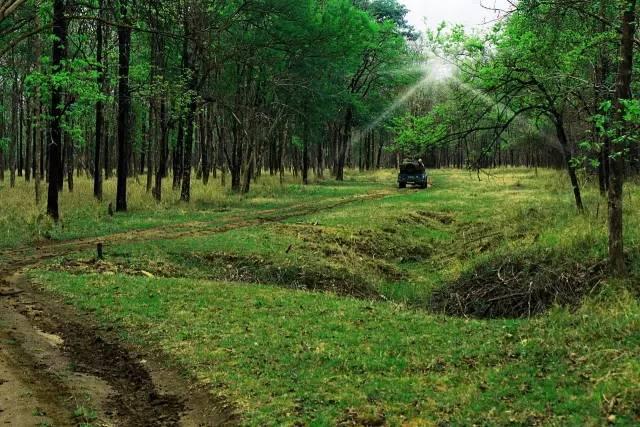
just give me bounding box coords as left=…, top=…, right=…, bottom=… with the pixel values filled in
left=399, top=183, right=406, bottom=189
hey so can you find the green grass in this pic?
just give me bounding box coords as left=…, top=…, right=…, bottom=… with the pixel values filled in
left=17, top=168, right=640, bottom=424
left=0, top=170, right=388, bottom=250
left=43, top=168, right=640, bottom=307
left=32, top=272, right=640, bottom=425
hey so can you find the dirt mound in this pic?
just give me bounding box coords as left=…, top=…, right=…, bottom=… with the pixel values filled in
left=430, top=254, right=607, bottom=318
left=397, top=210, right=455, bottom=227
left=190, top=252, right=381, bottom=299
left=49, top=258, right=180, bottom=278
left=276, top=224, right=432, bottom=262
left=49, top=251, right=386, bottom=300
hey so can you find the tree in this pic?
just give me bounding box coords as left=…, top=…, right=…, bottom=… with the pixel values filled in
left=116, top=0, right=132, bottom=212
left=48, top=0, right=67, bottom=221
left=93, top=0, right=105, bottom=201
left=608, top=0, right=636, bottom=275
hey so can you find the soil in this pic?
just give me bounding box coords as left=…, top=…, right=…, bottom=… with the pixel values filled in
left=0, top=272, right=236, bottom=426
left=0, top=190, right=393, bottom=426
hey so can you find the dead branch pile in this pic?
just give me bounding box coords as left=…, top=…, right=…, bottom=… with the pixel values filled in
left=430, top=254, right=607, bottom=318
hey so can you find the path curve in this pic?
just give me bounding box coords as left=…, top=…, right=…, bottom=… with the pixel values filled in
left=0, top=189, right=394, bottom=425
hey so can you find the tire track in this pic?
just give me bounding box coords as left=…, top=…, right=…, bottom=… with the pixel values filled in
left=0, top=189, right=394, bottom=425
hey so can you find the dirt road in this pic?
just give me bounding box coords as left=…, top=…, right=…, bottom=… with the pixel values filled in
left=0, top=190, right=393, bottom=426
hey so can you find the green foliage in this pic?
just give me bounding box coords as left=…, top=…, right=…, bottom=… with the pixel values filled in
left=391, top=0, right=635, bottom=176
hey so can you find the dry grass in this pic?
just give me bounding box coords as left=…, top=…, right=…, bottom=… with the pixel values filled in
left=0, top=170, right=387, bottom=249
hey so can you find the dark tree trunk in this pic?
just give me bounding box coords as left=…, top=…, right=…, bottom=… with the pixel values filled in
left=596, top=0, right=611, bottom=197
left=48, top=0, right=67, bottom=221
left=302, top=125, right=309, bottom=185
left=609, top=0, right=636, bottom=276
left=201, top=110, right=210, bottom=185
left=316, top=136, right=324, bottom=178
left=0, top=145, right=3, bottom=182
left=154, top=100, right=169, bottom=201
left=554, top=117, right=584, bottom=212
left=57, top=131, right=64, bottom=191
left=336, top=108, right=352, bottom=181
left=146, top=109, right=154, bottom=192
left=33, top=21, right=42, bottom=203
left=94, top=0, right=104, bottom=200
left=33, top=102, right=41, bottom=203
left=376, top=135, right=384, bottom=169
left=104, top=125, right=111, bottom=179
left=173, top=119, right=184, bottom=190
left=25, top=99, right=31, bottom=182
left=230, top=133, right=242, bottom=192
left=65, top=131, right=74, bottom=192
left=181, top=102, right=196, bottom=202
left=18, top=100, right=23, bottom=178
left=9, top=75, right=17, bottom=188
left=241, top=146, right=254, bottom=194
left=180, top=15, right=196, bottom=202
left=116, top=0, right=132, bottom=212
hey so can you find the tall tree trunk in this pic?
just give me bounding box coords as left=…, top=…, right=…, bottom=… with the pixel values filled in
left=181, top=102, right=196, bottom=201
left=316, top=135, right=324, bottom=178
left=302, top=125, right=309, bottom=185
left=151, top=0, right=167, bottom=202
left=18, top=96, right=23, bottom=178
left=146, top=108, right=154, bottom=193
left=33, top=102, right=41, bottom=203
left=25, top=99, right=31, bottom=181
left=173, top=119, right=184, bottom=190
left=230, top=133, right=242, bottom=193
left=156, top=100, right=169, bottom=198
left=181, top=14, right=196, bottom=202
left=554, top=116, right=584, bottom=211
left=201, top=109, right=210, bottom=185
left=116, top=0, right=132, bottom=212
left=65, top=131, right=73, bottom=192
left=33, top=17, right=42, bottom=203
left=609, top=0, right=637, bottom=276
left=596, top=0, right=611, bottom=197
left=376, top=134, right=384, bottom=169
left=336, top=108, right=352, bottom=181
left=48, top=0, right=67, bottom=221
left=104, top=124, right=111, bottom=179
left=94, top=0, right=104, bottom=200
left=9, top=73, right=17, bottom=188
left=241, top=145, right=254, bottom=194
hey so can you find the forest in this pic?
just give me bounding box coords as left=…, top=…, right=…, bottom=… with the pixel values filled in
left=1, top=0, right=640, bottom=425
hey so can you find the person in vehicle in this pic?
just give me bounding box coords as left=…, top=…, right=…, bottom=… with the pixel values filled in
left=398, top=160, right=428, bottom=189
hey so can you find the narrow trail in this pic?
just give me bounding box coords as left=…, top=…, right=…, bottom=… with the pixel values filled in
left=0, top=189, right=394, bottom=426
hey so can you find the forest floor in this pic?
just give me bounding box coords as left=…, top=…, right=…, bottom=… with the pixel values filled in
left=0, top=169, right=639, bottom=425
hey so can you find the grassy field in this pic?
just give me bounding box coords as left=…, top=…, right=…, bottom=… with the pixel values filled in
left=4, top=168, right=640, bottom=425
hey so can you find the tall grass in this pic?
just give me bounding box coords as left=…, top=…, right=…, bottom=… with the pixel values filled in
left=0, top=169, right=392, bottom=249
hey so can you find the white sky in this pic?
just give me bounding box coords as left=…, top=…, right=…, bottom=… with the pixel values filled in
left=400, top=0, right=515, bottom=32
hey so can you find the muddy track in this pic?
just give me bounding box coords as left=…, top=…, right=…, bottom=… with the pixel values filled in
left=0, top=190, right=393, bottom=426
left=1, top=271, right=237, bottom=426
